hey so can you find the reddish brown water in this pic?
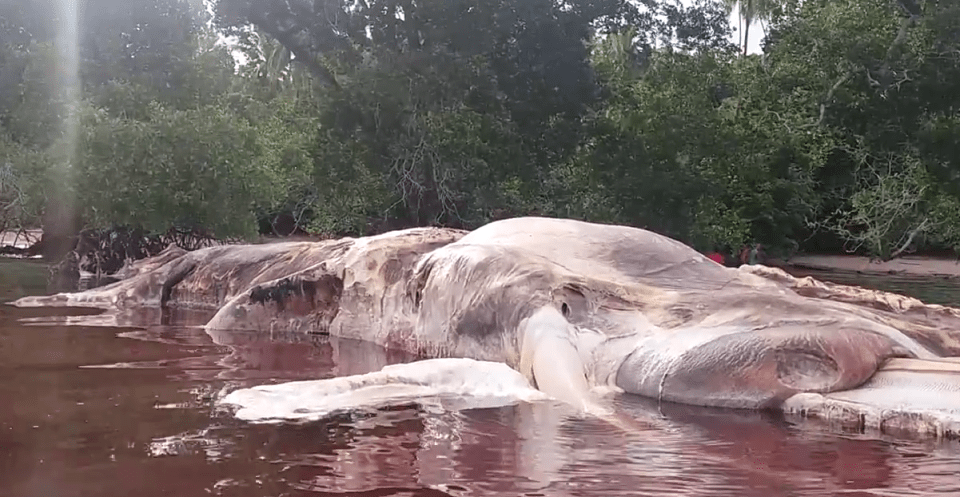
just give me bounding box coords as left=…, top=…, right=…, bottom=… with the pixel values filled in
left=3, top=259, right=960, bottom=497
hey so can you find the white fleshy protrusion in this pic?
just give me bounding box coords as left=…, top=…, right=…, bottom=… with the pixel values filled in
left=220, top=358, right=551, bottom=423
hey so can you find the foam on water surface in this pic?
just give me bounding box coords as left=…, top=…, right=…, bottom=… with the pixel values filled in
left=220, top=358, right=551, bottom=423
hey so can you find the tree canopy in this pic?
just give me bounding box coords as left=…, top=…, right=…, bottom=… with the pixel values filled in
left=1, top=0, right=958, bottom=262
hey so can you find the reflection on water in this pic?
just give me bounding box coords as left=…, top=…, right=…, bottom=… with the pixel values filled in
left=3, top=259, right=960, bottom=496
left=0, top=259, right=48, bottom=302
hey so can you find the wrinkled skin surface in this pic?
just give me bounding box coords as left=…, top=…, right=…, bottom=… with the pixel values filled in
left=13, top=218, right=960, bottom=437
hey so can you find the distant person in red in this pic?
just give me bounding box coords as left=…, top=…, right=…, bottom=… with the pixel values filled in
left=706, top=251, right=724, bottom=265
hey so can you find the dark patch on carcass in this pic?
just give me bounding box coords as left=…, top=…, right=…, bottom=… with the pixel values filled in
left=556, top=284, right=590, bottom=319
left=409, top=257, right=438, bottom=309
left=381, top=257, right=406, bottom=286
left=455, top=296, right=520, bottom=342
left=775, top=347, right=840, bottom=391
left=454, top=274, right=553, bottom=344
left=249, top=278, right=301, bottom=310
left=249, top=275, right=339, bottom=311
left=160, top=260, right=198, bottom=308
left=248, top=275, right=344, bottom=333
left=668, top=306, right=695, bottom=324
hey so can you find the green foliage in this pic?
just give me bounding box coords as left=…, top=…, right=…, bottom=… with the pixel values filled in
left=561, top=31, right=823, bottom=254
left=1, top=0, right=285, bottom=240
left=0, top=132, right=50, bottom=232
left=307, top=62, right=530, bottom=230
left=306, top=134, right=387, bottom=235
left=2, top=41, right=64, bottom=148
left=761, top=0, right=960, bottom=257
left=75, top=101, right=273, bottom=238
left=1, top=0, right=959, bottom=263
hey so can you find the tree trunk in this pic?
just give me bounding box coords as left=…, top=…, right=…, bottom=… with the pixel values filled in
left=738, top=10, right=743, bottom=53
left=743, top=17, right=751, bottom=55
left=39, top=199, right=82, bottom=261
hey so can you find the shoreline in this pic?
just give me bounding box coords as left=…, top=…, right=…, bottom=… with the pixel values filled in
left=0, top=230, right=41, bottom=249
left=5, top=229, right=960, bottom=278
left=768, top=254, right=960, bottom=278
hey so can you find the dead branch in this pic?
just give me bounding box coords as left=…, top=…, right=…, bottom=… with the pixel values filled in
left=890, top=217, right=929, bottom=259
left=817, top=70, right=852, bottom=126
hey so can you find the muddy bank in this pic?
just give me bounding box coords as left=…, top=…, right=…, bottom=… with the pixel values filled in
left=0, top=229, right=41, bottom=252
left=770, top=255, right=960, bottom=278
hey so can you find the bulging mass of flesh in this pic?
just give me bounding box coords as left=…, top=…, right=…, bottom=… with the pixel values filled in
left=13, top=217, right=960, bottom=438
